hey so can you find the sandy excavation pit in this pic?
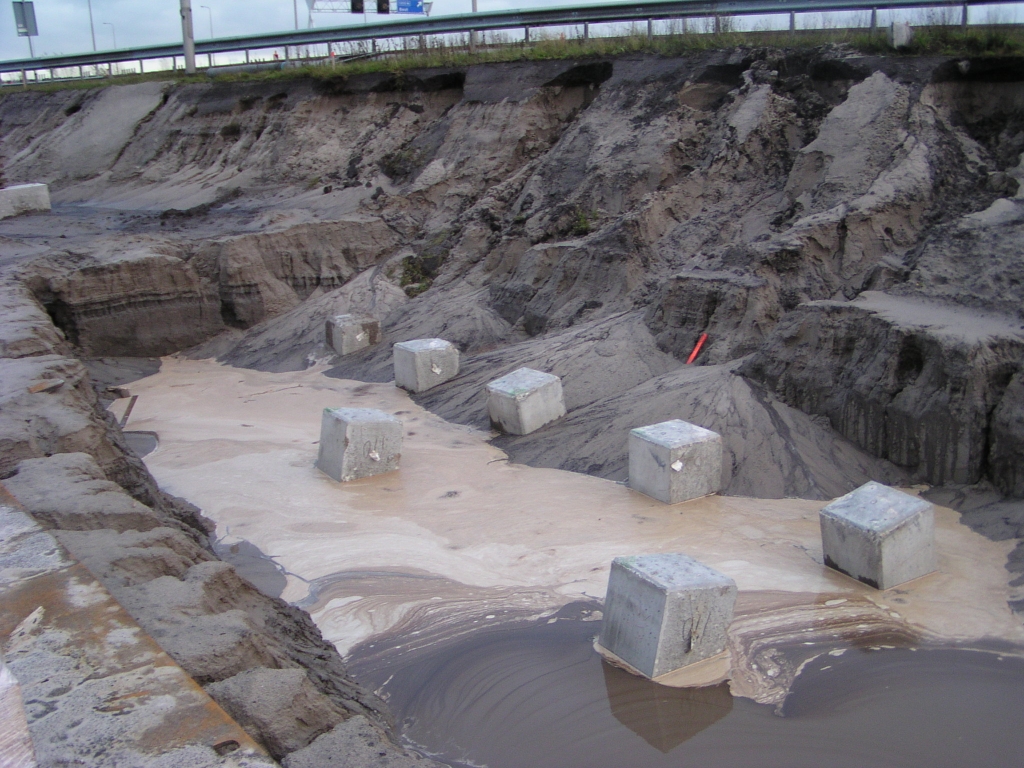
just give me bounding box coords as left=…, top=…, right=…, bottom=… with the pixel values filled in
left=3, top=45, right=1024, bottom=766
left=114, top=359, right=1024, bottom=680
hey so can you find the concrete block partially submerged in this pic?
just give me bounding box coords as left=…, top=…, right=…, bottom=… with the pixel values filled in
left=393, top=338, right=459, bottom=393
left=598, top=553, right=737, bottom=679
left=629, top=420, right=722, bottom=504
left=485, top=367, right=566, bottom=435
left=316, top=407, right=402, bottom=482
left=325, top=315, right=380, bottom=357
left=0, top=184, right=51, bottom=220
left=820, top=481, right=936, bottom=590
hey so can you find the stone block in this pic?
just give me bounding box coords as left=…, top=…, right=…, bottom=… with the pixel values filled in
left=485, top=367, right=566, bottom=435
left=393, top=338, right=459, bottom=393
left=598, top=553, right=737, bottom=679
left=325, top=315, right=380, bottom=357
left=819, top=481, right=936, bottom=590
left=316, top=407, right=402, bottom=482
left=628, top=420, right=722, bottom=504
left=0, top=184, right=51, bottom=220
left=888, top=22, right=914, bottom=49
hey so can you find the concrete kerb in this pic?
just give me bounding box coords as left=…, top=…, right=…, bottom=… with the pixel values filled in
left=485, top=367, right=566, bottom=435
left=819, top=481, right=937, bottom=590
left=628, top=420, right=723, bottom=504
left=316, top=407, right=402, bottom=482
left=597, top=553, right=737, bottom=680
left=325, top=315, right=381, bottom=357
left=393, top=339, right=459, bottom=394
left=0, top=184, right=51, bottom=221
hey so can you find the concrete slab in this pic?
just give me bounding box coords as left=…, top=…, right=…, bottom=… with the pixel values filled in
left=316, top=407, right=402, bottom=482
left=485, top=367, right=566, bottom=435
left=820, top=481, right=936, bottom=590
left=325, top=315, right=380, bottom=357
left=393, top=339, right=459, bottom=393
left=628, top=420, right=722, bottom=504
left=597, top=553, right=737, bottom=679
left=0, top=184, right=51, bottom=221
left=0, top=486, right=275, bottom=767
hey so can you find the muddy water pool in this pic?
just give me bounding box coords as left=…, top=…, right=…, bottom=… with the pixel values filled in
left=349, top=615, right=1024, bottom=768
left=116, top=358, right=1024, bottom=765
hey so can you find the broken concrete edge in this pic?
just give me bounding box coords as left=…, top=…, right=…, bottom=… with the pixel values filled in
left=0, top=647, right=36, bottom=768
left=0, top=484, right=275, bottom=767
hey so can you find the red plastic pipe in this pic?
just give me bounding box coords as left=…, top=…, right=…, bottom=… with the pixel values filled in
left=686, top=333, right=708, bottom=364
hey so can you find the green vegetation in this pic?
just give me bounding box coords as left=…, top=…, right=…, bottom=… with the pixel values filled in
left=569, top=206, right=596, bottom=237
left=8, top=22, right=1024, bottom=95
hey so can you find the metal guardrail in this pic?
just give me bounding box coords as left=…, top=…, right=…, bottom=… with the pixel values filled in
left=0, top=0, right=1003, bottom=75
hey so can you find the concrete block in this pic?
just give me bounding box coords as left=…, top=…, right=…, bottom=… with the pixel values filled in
left=325, top=315, right=380, bottom=357
left=393, top=338, right=459, bottom=393
left=820, top=481, right=936, bottom=590
left=316, top=407, right=402, bottom=482
left=0, top=184, right=51, bottom=220
left=598, top=553, right=737, bottom=679
left=628, top=420, right=722, bottom=504
left=888, top=22, right=914, bottom=49
left=485, top=367, right=566, bottom=435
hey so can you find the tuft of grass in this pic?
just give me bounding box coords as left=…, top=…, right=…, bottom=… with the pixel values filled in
left=569, top=206, right=596, bottom=237
left=9, top=23, right=1024, bottom=96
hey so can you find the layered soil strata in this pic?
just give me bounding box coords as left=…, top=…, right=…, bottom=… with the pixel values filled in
left=1, top=47, right=1023, bottom=762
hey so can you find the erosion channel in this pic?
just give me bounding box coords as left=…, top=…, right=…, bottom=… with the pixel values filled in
left=1, top=47, right=1023, bottom=767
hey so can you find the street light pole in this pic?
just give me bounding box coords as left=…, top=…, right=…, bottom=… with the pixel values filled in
left=179, top=0, right=196, bottom=74
left=87, top=0, right=97, bottom=51
left=200, top=5, right=212, bottom=38
left=103, top=21, right=115, bottom=49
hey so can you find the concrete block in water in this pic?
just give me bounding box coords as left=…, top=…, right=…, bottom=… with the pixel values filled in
left=393, top=338, right=459, bottom=393
left=598, top=553, right=737, bottom=679
left=0, top=184, right=51, bottom=220
left=325, top=314, right=380, bottom=357
left=316, top=407, right=402, bottom=482
left=819, top=481, right=936, bottom=590
left=486, top=367, right=566, bottom=435
left=629, top=420, right=722, bottom=504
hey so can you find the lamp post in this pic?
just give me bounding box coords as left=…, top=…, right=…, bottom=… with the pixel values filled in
left=103, top=21, right=115, bottom=48
left=86, top=0, right=97, bottom=50
left=200, top=5, right=212, bottom=37
left=179, top=0, right=196, bottom=74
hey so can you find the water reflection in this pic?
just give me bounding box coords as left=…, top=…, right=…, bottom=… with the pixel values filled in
left=602, top=664, right=732, bottom=752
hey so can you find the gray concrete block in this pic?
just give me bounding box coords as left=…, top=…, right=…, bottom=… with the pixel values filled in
left=0, top=184, right=51, bottom=220
left=325, top=315, right=380, bottom=357
left=485, top=367, right=566, bottom=435
left=820, top=481, right=936, bottom=590
left=393, top=339, right=459, bottom=393
left=628, top=420, right=722, bottom=504
left=316, top=407, right=402, bottom=482
left=598, top=553, right=737, bottom=679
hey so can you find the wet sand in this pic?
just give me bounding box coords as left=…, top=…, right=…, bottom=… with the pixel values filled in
left=116, top=357, right=1024, bottom=688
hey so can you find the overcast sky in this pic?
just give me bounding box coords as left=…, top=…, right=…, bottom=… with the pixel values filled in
left=2, top=1, right=1020, bottom=61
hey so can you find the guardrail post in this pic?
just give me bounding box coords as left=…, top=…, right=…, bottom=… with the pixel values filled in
left=961, top=3, right=968, bottom=30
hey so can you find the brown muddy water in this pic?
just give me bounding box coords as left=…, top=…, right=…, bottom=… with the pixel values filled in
left=349, top=614, right=1024, bottom=768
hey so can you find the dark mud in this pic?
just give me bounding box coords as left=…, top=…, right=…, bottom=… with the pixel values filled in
left=349, top=618, right=1024, bottom=768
